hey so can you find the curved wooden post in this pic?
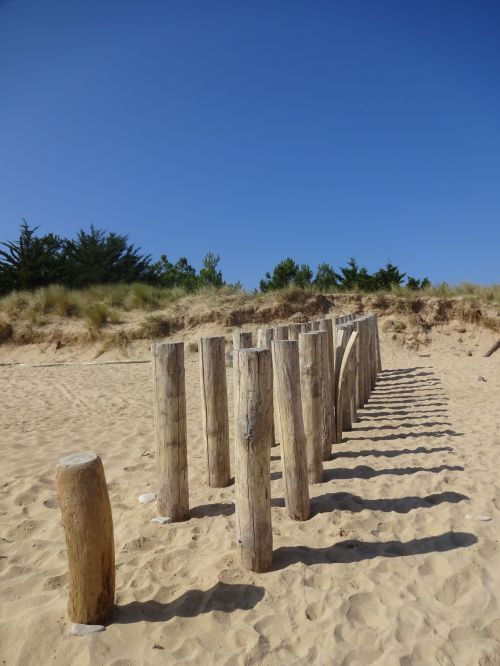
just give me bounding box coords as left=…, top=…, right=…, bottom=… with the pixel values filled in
left=152, top=341, right=189, bottom=521
left=199, top=336, right=230, bottom=487
left=299, top=332, right=324, bottom=483
left=56, top=452, right=115, bottom=625
left=333, top=328, right=347, bottom=444
left=234, top=348, right=273, bottom=572
left=272, top=340, right=310, bottom=520
left=336, top=331, right=358, bottom=442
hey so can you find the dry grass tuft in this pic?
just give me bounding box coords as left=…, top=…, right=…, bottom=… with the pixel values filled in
left=84, top=303, right=110, bottom=330
left=136, top=315, right=178, bottom=340
left=0, top=320, right=14, bottom=343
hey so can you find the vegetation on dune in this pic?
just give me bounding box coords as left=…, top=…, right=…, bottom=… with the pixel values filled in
left=0, top=223, right=498, bottom=348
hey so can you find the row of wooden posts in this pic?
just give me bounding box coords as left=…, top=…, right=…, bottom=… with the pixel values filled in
left=56, top=313, right=381, bottom=625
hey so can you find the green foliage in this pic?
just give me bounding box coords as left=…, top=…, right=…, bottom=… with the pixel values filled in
left=0, top=221, right=66, bottom=294
left=64, top=226, right=153, bottom=288
left=260, top=257, right=430, bottom=293
left=152, top=255, right=199, bottom=291
left=314, top=263, right=340, bottom=291
left=259, top=258, right=313, bottom=292
left=0, top=221, right=452, bottom=299
left=199, top=253, right=224, bottom=288
left=407, top=276, right=431, bottom=290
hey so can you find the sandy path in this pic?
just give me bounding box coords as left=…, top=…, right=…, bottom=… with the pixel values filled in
left=1, top=332, right=499, bottom=665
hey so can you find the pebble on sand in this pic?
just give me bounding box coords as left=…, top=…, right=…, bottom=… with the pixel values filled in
left=70, top=623, right=106, bottom=636
left=465, top=513, right=492, bottom=521
left=151, top=516, right=172, bottom=524
left=138, top=493, right=156, bottom=504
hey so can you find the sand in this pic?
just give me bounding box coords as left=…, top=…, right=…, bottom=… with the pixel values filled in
left=1, top=322, right=500, bottom=665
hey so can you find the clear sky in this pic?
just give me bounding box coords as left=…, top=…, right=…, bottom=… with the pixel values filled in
left=1, top=1, right=499, bottom=288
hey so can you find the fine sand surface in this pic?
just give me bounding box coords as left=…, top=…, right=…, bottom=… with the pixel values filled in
left=1, top=325, right=500, bottom=665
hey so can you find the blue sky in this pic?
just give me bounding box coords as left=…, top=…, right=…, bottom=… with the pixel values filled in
left=1, top=1, right=499, bottom=288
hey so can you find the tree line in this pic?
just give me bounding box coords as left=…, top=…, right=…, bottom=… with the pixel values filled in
left=0, top=221, right=430, bottom=296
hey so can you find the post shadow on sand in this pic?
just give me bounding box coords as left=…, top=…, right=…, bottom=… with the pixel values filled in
left=368, top=391, right=447, bottom=400
left=366, top=400, right=449, bottom=408
left=323, top=463, right=464, bottom=481
left=351, top=421, right=451, bottom=432
left=115, top=582, right=265, bottom=624
left=362, top=408, right=448, bottom=419
left=190, top=502, right=235, bottom=518
left=271, top=532, right=477, bottom=569
left=333, top=445, right=454, bottom=459
left=363, top=401, right=448, bottom=410
left=377, top=368, right=434, bottom=378
left=310, top=490, right=469, bottom=515
left=344, top=429, right=463, bottom=443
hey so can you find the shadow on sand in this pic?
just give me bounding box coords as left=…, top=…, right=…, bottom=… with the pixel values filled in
left=115, top=582, right=265, bottom=624
left=272, top=532, right=477, bottom=570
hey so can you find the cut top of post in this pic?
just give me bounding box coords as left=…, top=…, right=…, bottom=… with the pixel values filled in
left=59, top=452, right=99, bottom=468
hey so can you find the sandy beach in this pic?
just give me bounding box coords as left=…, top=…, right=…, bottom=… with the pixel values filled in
left=1, top=321, right=500, bottom=665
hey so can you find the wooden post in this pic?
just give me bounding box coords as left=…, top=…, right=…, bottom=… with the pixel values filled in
left=232, top=330, right=254, bottom=415
left=232, top=331, right=253, bottom=350
left=288, top=323, right=301, bottom=341
left=56, top=453, right=115, bottom=625
left=272, top=340, right=310, bottom=520
left=299, top=332, right=324, bottom=484
left=375, top=314, right=382, bottom=372
left=152, top=341, right=189, bottom=521
left=272, top=325, right=288, bottom=445
left=234, top=348, right=273, bottom=572
left=199, top=336, right=230, bottom=487
left=273, top=324, right=289, bottom=340
left=256, top=327, right=276, bottom=446
left=336, top=332, right=358, bottom=442
left=256, top=327, right=274, bottom=349
left=317, top=318, right=335, bottom=452
left=333, top=327, right=347, bottom=444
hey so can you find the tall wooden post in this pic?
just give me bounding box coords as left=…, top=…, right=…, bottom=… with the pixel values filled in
left=317, top=318, right=335, bottom=457
left=333, top=328, right=347, bottom=444
left=234, top=348, right=273, bottom=572
left=56, top=453, right=115, bottom=625
left=272, top=340, right=310, bottom=520
left=152, top=341, right=189, bottom=521
left=256, top=327, right=276, bottom=447
left=288, top=323, right=301, bottom=341
left=375, top=314, right=382, bottom=373
left=256, top=327, right=273, bottom=349
left=232, top=330, right=254, bottom=415
left=233, top=331, right=253, bottom=350
left=299, top=332, right=324, bottom=484
left=273, top=324, right=289, bottom=340
left=151, top=342, right=189, bottom=522
left=272, top=325, right=288, bottom=445
left=199, top=336, right=230, bottom=487
left=335, top=331, right=358, bottom=442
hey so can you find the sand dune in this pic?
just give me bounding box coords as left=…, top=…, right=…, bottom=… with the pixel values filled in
left=1, top=323, right=500, bottom=665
